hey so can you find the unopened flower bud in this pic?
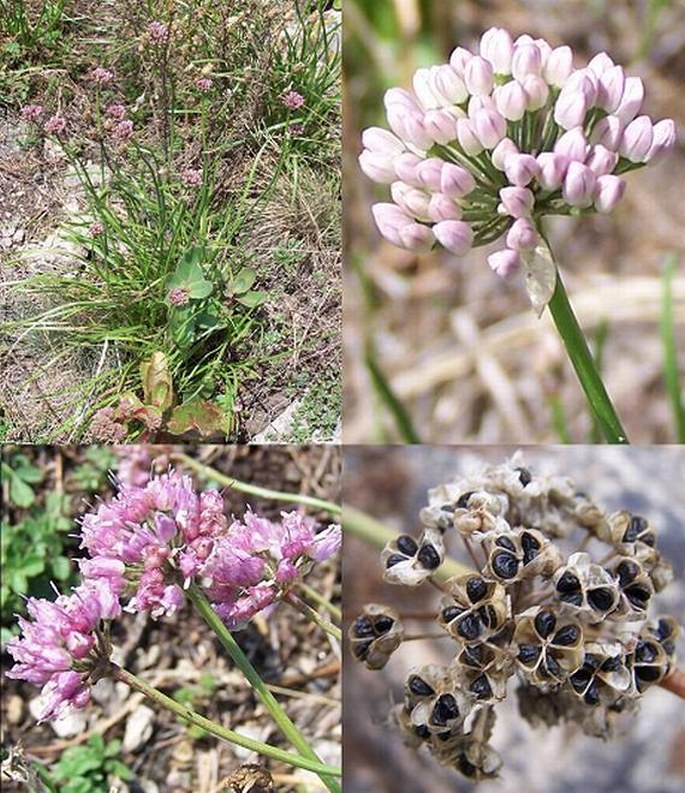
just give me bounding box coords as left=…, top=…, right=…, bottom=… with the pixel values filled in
left=554, top=81, right=591, bottom=129
left=464, top=56, right=494, bottom=96
left=597, top=65, right=625, bottom=113
left=427, top=193, right=462, bottom=221
left=471, top=107, right=506, bottom=149
left=394, top=152, right=423, bottom=186
left=562, top=161, right=597, bottom=208
left=614, top=76, right=644, bottom=125
left=586, top=144, right=618, bottom=176
left=415, top=157, right=445, bottom=191
left=591, top=115, right=624, bottom=150
left=362, top=127, right=404, bottom=155
left=521, top=75, right=550, bottom=111
left=504, top=153, right=540, bottom=186
left=506, top=218, right=538, bottom=250
left=479, top=27, right=514, bottom=74
left=646, top=118, right=677, bottom=162
left=511, top=43, right=542, bottom=81
left=488, top=248, right=521, bottom=277
left=498, top=186, right=535, bottom=218
left=433, top=220, right=473, bottom=256
left=456, top=118, right=483, bottom=155
left=594, top=174, right=626, bottom=214
left=544, top=45, right=573, bottom=87
left=619, top=115, right=654, bottom=163
left=440, top=163, right=476, bottom=197
left=359, top=150, right=396, bottom=183
left=492, top=138, right=519, bottom=170
left=449, top=46, right=472, bottom=76
left=536, top=152, right=569, bottom=190
left=554, top=127, right=589, bottom=163
left=587, top=51, right=615, bottom=76
left=494, top=80, right=528, bottom=121
left=391, top=182, right=431, bottom=219
left=433, top=64, right=469, bottom=105
left=423, top=109, right=459, bottom=144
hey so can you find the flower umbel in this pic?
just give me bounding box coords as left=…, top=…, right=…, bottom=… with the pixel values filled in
left=359, top=28, right=675, bottom=280
left=6, top=580, right=120, bottom=721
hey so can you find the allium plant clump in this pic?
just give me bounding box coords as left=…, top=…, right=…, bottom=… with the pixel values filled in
left=8, top=469, right=341, bottom=722
left=349, top=456, right=679, bottom=780
left=358, top=27, right=676, bottom=286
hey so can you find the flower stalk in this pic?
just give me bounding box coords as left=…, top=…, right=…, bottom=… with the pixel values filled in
left=545, top=253, right=629, bottom=444
left=111, top=664, right=342, bottom=777
left=187, top=583, right=341, bottom=793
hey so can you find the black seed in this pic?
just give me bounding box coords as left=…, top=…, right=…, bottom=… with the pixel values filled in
left=624, top=515, right=648, bottom=542
left=521, top=532, right=541, bottom=565
left=544, top=654, right=562, bottom=678
left=662, top=641, right=675, bottom=656
left=616, top=560, right=638, bottom=587
left=457, top=612, right=482, bottom=641
left=495, top=535, right=517, bottom=552
left=635, top=640, right=658, bottom=664
left=626, top=586, right=650, bottom=609
left=440, top=503, right=455, bottom=514
left=442, top=605, right=464, bottom=623
left=636, top=665, right=662, bottom=683
left=515, top=467, right=532, bottom=486
left=352, top=640, right=372, bottom=660
left=432, top=694, right=459, bottom=726
left=656, top=619, right=674, bottom=640
left=584, top=653, right=602, bottom=670
left=466, top=576, right=488, bottom=603
left=408, top=675, right=435, bottom=697
left=560, top=591, right=584, bottom=606
left=642, top=532, right=656, bottom=547
left=584, top=681, right=600, bottom=706
left=461, top=644, right=484, bottom=667
left=518, top=644, right=541, bottom=665
left=396, top=535, right=418, bottom=556
left=534, top=610, right=557, bottom=639
left=417, top=543, right=441, bottom=570
left=478, top=604, right=499, bottom=630
left=414, top=724, right=430, bottom=739
left=492, top=550, right=519, bottom=579
left=569, top=667, right=592, bottom=692
left=556, top=571, right=581, bottom=594
left=352, top=616, right=375, bottom=637
left=385, top=553, right=405, bottom=569
left=456, top=491, right=475, bottom=508
left=470, top=674, right=493, bottom=700
left=436, top=730, right=452, bottom=742
left=457, top=756, right=478, bottom=778
left=552, top=624, right=580, bottom=646
left=374, top=615, right=394, bottom=634
left=588, top=587, right=615, bottom=612
left=601, top=656, right=622, bottom=672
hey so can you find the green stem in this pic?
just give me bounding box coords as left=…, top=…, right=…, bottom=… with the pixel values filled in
left=285, top=592, right=342, bottom=641
left=187, top=584, right=341, bottom=793
left=546, top=264, right=629, bottom=444
left=364, top=347, right=421, bottom=443
left=660, top=254, right=685, bottom=442
left=173, top=453, right=341, bottom=515
left=111, top=665, right=340, bottom=777
left=296, top=581, right=342, bottom=621
left=342, top=505, right=471, bottom=581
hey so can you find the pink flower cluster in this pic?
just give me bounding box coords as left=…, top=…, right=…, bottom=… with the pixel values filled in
left=168, top=285, right=192, bottom=306
left=179, top=168, right=203, bottom=188
left=6, top=580, right=120, bottom=721
left=283, top=90, right=305, bottom=110
left=90, top=67, right=114, bottom=86
left=359, top=27, right=676, bottom=277
left=203, top=510, right=342, bottom=628
left=147, top=21, right=169, bottom=46
left=195, top=77, right=214, bottom=93
left=20, top=104, right=44, bottom=122
left=8, top=469, right=341, bottom=721
left=43, top=115, right=67, bottom=135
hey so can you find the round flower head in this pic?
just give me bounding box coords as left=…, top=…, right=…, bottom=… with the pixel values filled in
left=358, top=27, right=676, bottom=307
left=6, top=580, right=120, bottom=722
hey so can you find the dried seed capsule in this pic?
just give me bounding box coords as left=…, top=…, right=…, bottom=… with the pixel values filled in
left=437, top=575, right=510, bottom=645
left=514, top=608, right=583, bottom=684
left=381, top=527, right=445, bottom=586
left=348, top=604, right=404, bottom=670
